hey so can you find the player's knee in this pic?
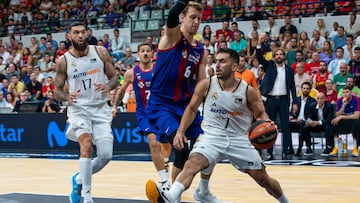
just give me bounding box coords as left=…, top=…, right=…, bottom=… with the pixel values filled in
left=173, top=148, right=190, bottom=169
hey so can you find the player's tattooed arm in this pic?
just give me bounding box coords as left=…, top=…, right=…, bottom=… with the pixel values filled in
left=54, top=57, right=70, bottom=102
left=97, top=46, right=119, bottom=91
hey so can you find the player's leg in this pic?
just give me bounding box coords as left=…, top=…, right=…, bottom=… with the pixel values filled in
left=77, top=133, right=94, bottom=203
left=147, top=132, right=170, bottom=187
left=160, top=142, right=172, bottom=171
left=247, top=165, right=289, bottom=203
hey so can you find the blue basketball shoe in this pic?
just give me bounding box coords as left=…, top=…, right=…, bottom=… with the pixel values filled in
left=69, top=172, right=82, bottom=203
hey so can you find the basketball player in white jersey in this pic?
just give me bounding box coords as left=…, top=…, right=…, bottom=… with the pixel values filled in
left=54, top=22, right=119, bottom=203
left=147, top=48, right=290, bottom=203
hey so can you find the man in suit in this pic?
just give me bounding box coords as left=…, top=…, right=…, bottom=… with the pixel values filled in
left=289, top=81, right=317, bottom=156
left=302, top=92, right=335, bottom=156
left=256, top=33, right=297, bottom=160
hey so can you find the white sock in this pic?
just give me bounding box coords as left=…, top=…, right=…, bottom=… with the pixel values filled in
left=277, top=192, right=289, bottom=203
left=169, top=181, right=185, bottom=200
left=158, top=169, right=168, bottom=183
left=334, top=138, right=338, bottom=148
left=79, top=158, right=92, bottom=199
left=198, top=177, right=209, bottom=193
left=353, top=139, right=357, bottom=149
left=75, top=173, right=82, bottom=184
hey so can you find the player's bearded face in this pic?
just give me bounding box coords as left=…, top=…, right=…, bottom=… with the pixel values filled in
left=72, top=38, right=88, bottom=51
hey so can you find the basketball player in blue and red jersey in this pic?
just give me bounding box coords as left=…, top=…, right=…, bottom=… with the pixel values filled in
left=145, top=1, right=221, bottom=203
left=111, top=43, right=172, bottom=194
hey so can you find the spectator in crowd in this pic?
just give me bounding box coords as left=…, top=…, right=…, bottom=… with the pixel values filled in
left=42, top=76, right=55, bottom=98
left=0, top=46, right=10, bottom=64
left=12, top=91, right=31, bottom=113
left=40, top=90, right=61, bottom=113
left=303, top=91, right=335, bottom=156
left=279, top=14, right=298, bottom=42
left=294, top=62, right=311, bottom=96
left=328, top=47, right=349, bottom=76
left=290, top=50, right=304, bottom=73
left=316, top=18, right=328, bottom=39
left=8, top=72, right=25, bottom=98
left=298, top=31, right=311, bottom=55
left=201, top=25, right=213, bottom=44
left=342, top=35, right=355, bottom=61
left=54, top=41, right=68, bottom=60
left=304, top=51, right=321, bottom=77
left=345, top=12, right=360, bottom=38
left=320, top=0, right=335, bottom=16
left=205, top=53, right=216, bottom=78
left=328, top=21, right=339, bottom=41
left=33, top=66, right=46, bottom=84
left=104, top=5, right=121, bottom=28
left=29, top=37, right=40, bottom=61
left=332, top=62, right=353, bottom=92
left=334, top=0, right=353, bottom=16
left=234, top=54, right=257, bottom=88
left=25, top=72, right=43, bottom=101
left=214, top=20, right=233, bottom=42
left=38, top=52, right=53, bottom=77
left=310, top=29, right=326, bottom=53
left=285, top=38, right=298, bottom=66
left=230, top=22, right=245, bottom=40
left=86, top=28, right=98, bottom=46
left=247, top=30, right=259, bottom=59
left=331, top=26, right=346, bottom=50
left=247, top=20, right=261, bottom=40
left=41, top=41, right=56, bottom=59
left=111, top=29, right=125, bottom=62
left=319, top=40, right=335, bottom=65
left=338, top=77, right=360, bottom=97
left=349, top=47, right=360, bottom=87
left=134, top=0, right=151, bottom=17
left=5, top=63, right=20, bottom=82
left=102, top=33, right=111, bottom=52
left=230, top=30, right=247, bottom=54
left=231, top=0, right=245, bottom=21
left=120, top=48, right=136, bottom=68
left=6, top=92, right=17, bottom=109
left=249, top=55, right=262, bottom=79
left=313, top=61, right=331, bottom=93
left=325, top=79, right=337, bottom=104
left=0, top=90, right=12, bottom=108
left=47, top=10, right=62, bottom=33
left=39, top=0, right=53, bottom=17
left=263, top=15, right=280, bottom=42
left=21, top=47, right=34, bottom=66
left=46, top=33, right=58, bottom=50
left=289, top=81, right=316, bottom=156
left=330, top=85, right=359, bottom=157
left=212, top=0, right=230, bottom=22
left=203, top=37, right=215, bottom=55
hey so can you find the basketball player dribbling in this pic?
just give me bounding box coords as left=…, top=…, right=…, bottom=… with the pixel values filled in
left=54, top=22, right=119, bottom=203
left=144, top=0, right=220, bottom=202
left=146, top=48, right=290, bottom=203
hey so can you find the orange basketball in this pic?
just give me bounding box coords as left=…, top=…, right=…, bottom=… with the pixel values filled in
left=248, top=120, right=278, bottom=149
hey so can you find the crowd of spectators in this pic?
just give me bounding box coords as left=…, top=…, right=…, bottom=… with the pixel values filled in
left=0, top=0, right=358, bottom=36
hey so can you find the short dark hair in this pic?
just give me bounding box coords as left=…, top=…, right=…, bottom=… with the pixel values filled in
left=217, top=48, right=239, bottom=65
left=343, top=85, right=352, bottom=91
left=69, top=21, right=86, bottom=31
left=137, top=43, right=153, bottom=51
left=301, top=81, right=311, bottom=88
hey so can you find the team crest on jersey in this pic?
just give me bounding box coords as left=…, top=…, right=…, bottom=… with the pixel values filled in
left=137, top=81, right=145, bottom=88
left=71, top=61, right=77, bottom=67
left=182, top=49, right=187, bottom=59
left=212, top=92, right=218, bottom=100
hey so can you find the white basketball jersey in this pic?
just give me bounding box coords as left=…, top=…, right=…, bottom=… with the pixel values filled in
left=64, top=45, right=108, bottom=107
left=202, top=76, right=253, bottom=136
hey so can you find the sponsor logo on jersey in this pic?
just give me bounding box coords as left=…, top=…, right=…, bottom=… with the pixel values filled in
left=73, top=68, right=101, bottom=79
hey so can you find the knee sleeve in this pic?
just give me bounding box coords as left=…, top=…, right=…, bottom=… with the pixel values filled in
left=173, top=145, right=190, bottom=169
left=92, top=138, right=113, bottom=174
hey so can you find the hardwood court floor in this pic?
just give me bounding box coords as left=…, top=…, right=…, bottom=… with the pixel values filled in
left=0, top=158, right=359, bottom=203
